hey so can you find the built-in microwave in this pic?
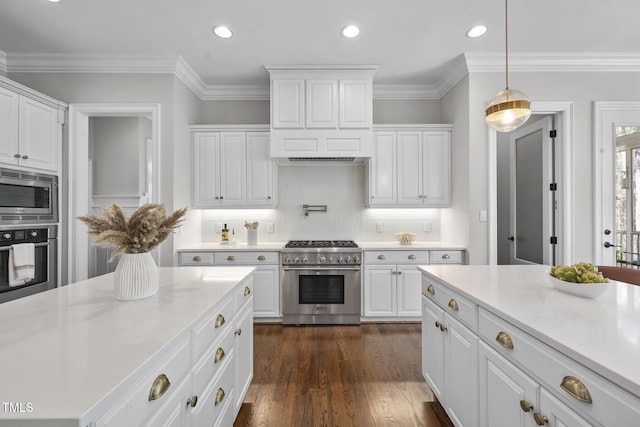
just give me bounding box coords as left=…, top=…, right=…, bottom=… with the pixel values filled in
left=0, top=167, right=58, bottom=224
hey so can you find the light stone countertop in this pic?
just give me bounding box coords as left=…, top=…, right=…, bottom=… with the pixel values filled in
left=358, top=241, right=466, bottom=251
left=0, top=266, right=254, bottom=426
left=178, top=241, right=466, bottom=251
left=418, top=264, right=640, bottom=399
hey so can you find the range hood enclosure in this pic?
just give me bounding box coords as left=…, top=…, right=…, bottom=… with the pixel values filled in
left=266, top=65, right=376, bottom=163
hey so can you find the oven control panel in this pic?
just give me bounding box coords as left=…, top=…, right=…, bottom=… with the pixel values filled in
left=0, top=228, right=48, bottom=246
left=282, top=252, right=361, bottom=266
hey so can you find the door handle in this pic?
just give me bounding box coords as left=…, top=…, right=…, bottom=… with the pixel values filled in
left=604, top=242, right=614, bottom=248
left=507, top=236, right=515, bottom=241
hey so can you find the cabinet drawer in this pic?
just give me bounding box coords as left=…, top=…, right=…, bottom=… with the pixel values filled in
left=479, top=308, right=640, bottom=425
left=192, top=327, right=234, bottom=398
left=95, top=337, right=191, bottom=427
left=364, top=250, right=427, bottom=264
left=191, top=355, right=234, bottom=427
left=141, top=374, right=190, bottom=427
left=422, top=276, right=476, bottom=331
left=192, top=296, right=235, bottom=363
left=215, top=251, right=279, bottom=264
left=429, top=250, right=463, bottom=264
left=180, top=252, right=215, bottom=266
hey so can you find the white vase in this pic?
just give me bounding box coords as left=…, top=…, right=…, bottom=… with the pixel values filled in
left=113, top=252, right=158, bottom=301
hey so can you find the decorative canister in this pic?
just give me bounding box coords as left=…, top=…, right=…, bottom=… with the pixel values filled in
left=113, top=252, right=158, bottom=300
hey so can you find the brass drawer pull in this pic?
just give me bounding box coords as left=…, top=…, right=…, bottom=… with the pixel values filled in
left=496, top=331, right=514, bottom=349
left=214, top=347, right=225, bottom=363
left=14, top=153, right=21, bottom=158
left=434, top=320, right=447, bottom=332
left=187, top=395, right=198, bottom=408
left=22, top=155, right=29, bottom=160
left=244, top=286, right=251, bottom=296
left=441, top=253, right=450, bottom=260
left=427, top=285, right=435, bottom=295
left=257, top=255, right=266, bottom=261
left=192, top=255, right=201, bottom=262
left=408, top=254, right=416, bottom=260
left=377, top=254, right=385, bottom=260
left=448, top=299, right=459, bottom=311
left=215, top=388, right=226, bottom=405
left=215, top=314, right=225, bottom=328
left=227, top=255, right=235, bottom=261
left=519, top=400, right=534, bottom=412
left=434, top=320, right=441, bottom=329
left=148, top=374, right=171, bottom=401
left=235, top=328, right=242, bottom=336
left=533, top=413, right=548, bottom=425
left=560, top=376, right=593, bottom=403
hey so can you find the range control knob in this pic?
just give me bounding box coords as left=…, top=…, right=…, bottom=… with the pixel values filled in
left=284, top=256, right=292, bottom=264
left=2, top=232, right=11, bottom=240
left=293, top=257, right=300, bottom=264
left=337, top=256, right=344, bottom=264
left=318, top=256, right=326, bottom=264
left=353, top=255, right=360, bottom=264
left=301, top=256, right=308, bottom=264
left=30, top=230, right=38, bottom=237
left=346, top=256, right=352, bottom=263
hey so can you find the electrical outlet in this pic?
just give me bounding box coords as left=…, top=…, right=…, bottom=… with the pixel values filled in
left=267, top=223, right=274, bottom=233
left=479, top=210, right=488, bottom=222
left=423, top=222, right=432, bottom=232
left=376, top=222, right=384, bottom=233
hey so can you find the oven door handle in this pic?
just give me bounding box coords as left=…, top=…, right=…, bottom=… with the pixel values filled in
left=283, top=266, right=361, bottom=271
left=0, top=241, right=50, bottom=252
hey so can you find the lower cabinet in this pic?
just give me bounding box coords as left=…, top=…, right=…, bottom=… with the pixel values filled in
left=234, top=292, right=254, bottom=416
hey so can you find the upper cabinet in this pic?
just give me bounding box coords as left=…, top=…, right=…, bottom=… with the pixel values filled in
left=0, top=77, right=67, bottom=174
left=367, top=125, right=452, bottom=208
left=191, top=125, right=277, bottom=209
left=266, top=65, right=376, bottom=160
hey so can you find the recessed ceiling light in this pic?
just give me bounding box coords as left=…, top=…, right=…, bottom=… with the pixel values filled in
left=342, top=25, right=360, bottom=38
left=466, top=25, right=488, bottom=38
left=48, top=0, right=61, bottom=3
left=213, top=26, right=233, bottom=39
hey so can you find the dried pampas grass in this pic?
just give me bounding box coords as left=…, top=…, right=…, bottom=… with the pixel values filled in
left=78, top=203, right=187, bottom=261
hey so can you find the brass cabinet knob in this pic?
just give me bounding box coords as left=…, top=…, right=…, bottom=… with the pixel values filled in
left=214, top=347, right=226, bottom=363
left=257, top=255, right=266, bottom=261
left=244, top=286, right=251, bottom=296
left=215, top=314, right=225, bottom=328
left=434, top=320, right=447, bottom=332
left=148, top=374, right=171, bottom=401
left=267, top=196, right=272, bottom=199
left=448, top=299, right=459, bottom=311
left=560, top=376, right=593, bottom=403
left=377, top=254, right=385, bottom=260
left=408, top=254, right=416, bottom=260
left=14, top=153, right=21, bottom=158
left=533, top=413, right=549, bottom=425
left=22, top=155, right=28, bottom=160
left=220, top=195, right=224, bottom=200
left=215, top=388, right=226, bottom=406
left=227, top=255, right=235, bottom=261
left=519, top=400, right=534, bottom=412
left=235, top=328, right=242, bottom=336
left=434, top=320, right=441, bottom=329
left=186, top=395, right=198, bottom=408
left=427, top=285, right=435, bottom=295
left=192, top=255, right=201, bottom=262
left=392, top=271, right=397, bottom=275
left=441, top=253, right=450, bottom=260
left=496, top=331, right=514, bottom=349
left=215, top=196, right=220, bottom=200
left=397, top=271, right=402, bottom=275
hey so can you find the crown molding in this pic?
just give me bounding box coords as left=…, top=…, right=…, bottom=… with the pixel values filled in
left=373, top=85, right=440, bottom=100
left=465, top=52, right=640, bottom=73
left=5, top=52, right=179, bottom=73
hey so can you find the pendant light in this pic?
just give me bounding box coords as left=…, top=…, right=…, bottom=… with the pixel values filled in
left=485, top=0, right=531, bottom=132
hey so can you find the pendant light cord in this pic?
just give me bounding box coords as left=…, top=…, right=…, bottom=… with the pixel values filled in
left=505, top=0, right=509, bottom=90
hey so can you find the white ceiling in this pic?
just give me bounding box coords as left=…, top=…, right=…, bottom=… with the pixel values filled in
left=1, top=0, right=639, bottom=98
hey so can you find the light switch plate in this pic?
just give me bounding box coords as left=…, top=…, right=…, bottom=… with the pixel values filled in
left=423, top=222, right=432, bottom=232
left=376, top=222, right=384, bottom=233
left=267, top=223, right=274, bottom=233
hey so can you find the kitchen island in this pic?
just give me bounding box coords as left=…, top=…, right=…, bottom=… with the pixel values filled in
left=419, top=264, right=640, bottom=427
left=0, top=266, right=255, bottom=427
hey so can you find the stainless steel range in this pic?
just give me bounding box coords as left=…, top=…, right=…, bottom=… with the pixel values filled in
left=282, top=240, right=361, bottom=325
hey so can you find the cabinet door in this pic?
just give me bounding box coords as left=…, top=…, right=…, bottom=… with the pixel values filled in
left=234, top=300, right=254, bottom=416
left=0, top=86, right=19, bottom=166
left=272, top=79, right=304, bottom=128
left=192, top=132, right=221, bottom=207
left=252, top=265, right=280, bottom=317
left=422, top=131, right=451, bottom=207
left=422, top=296, right=445, bottom=401
left=364, top=265, right=396, bottom=317
left=246, top=132, right=275, bottom=206
left=19, top=96, right=58, bottom=171
left=479, top=342, right=539, bottom=427
left=397, top=131, right=423, bottom=205
left=339, top=79, right=371, bottom=128
left=445, top=314, right=479, bottom=427
left=537, top=388, right=595, bottom=427
left=305, top=79, right=338, bottom=128
left=396, top=265, right=422, bottom=317
left=219, top=132, right=246, bottom=206
left=368, top=131, right=397, bottom=205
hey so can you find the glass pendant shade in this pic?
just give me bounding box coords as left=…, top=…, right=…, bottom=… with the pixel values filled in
left=485, top=88, right=531, bottom=132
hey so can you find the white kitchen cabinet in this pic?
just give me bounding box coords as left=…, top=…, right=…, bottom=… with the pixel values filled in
left=234, top=290, right=254, bottom=416
left=305, top=79, right=338, bottom=128
left=368, top=125, right=452, bottom=208
left=0, top=78, right=66, bottom=173
left=271, top=79, right=305, bottom=128
left=191, top=125, right=277, bottom=208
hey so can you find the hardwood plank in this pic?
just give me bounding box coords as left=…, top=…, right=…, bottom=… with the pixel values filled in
left=235, top=323, right=454, bottom=427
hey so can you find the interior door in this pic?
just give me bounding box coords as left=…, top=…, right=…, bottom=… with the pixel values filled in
left=508, top=117, right=555, bottom=265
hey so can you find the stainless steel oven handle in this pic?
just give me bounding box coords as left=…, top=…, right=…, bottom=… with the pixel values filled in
left=0, top=241, right=50, bottom=252
left=283, top=266, right=361, bottom=271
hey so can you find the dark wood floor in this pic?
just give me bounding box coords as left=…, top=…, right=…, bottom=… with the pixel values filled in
left=234, top=323, right=454, bottom=427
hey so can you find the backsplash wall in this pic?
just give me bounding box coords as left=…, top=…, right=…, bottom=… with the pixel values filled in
left=200, top=165, right=442, bottom=243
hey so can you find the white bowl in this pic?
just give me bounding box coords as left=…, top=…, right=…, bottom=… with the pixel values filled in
left=395, top=232, right=416, bottom=245
left=547, top=274, right=611, bottom=298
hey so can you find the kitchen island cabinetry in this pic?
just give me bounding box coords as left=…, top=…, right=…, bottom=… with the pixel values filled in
left=367, top=125, right=452, bottom=208
left=0, top=266, right=255, bottom=427
left=191, top=125, right=276, bottom=208
left=420, top=265, right=640, bottom=427
left=0, top=76, right=66, bottom=173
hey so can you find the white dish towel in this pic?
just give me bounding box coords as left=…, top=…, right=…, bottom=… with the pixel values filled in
left=9, top=243, right=35, bottom=286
